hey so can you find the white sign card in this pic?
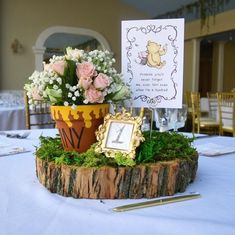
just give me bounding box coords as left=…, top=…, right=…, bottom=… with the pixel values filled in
left=121, top=18, right=185, bottom=108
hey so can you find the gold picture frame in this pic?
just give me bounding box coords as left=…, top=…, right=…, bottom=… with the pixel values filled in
left=95, top=109, right=144, bottom=159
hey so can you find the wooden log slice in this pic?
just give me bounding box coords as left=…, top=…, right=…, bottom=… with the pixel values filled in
left=35, top=154, right=198, bottom=199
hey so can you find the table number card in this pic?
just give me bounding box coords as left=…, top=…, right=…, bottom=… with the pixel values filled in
left=122, top=19, right=184, bottom=108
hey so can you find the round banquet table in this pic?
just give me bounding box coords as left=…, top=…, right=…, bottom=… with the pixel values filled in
left=0, top=105, right=26, bottom=130
left=0, top=129, right=235, bottom=235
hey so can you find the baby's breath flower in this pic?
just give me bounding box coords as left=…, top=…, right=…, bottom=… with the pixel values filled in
left=72, top=104, right=77, bottom=109
left=24, top=47, right=130, bottom=106
left=56, top=77, right=62, bottom=84
left=74, top=91, right=79, bottom=97
left=69, top=86, right=75, bottom=92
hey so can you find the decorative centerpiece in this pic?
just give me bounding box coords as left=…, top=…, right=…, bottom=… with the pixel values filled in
left=25, top=47, right=198, bottom=200
left=35, top=130, right=198, bottom=199
left=24, top=47, right=130, bottom=152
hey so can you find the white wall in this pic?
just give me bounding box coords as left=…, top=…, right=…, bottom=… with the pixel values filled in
left=0, top=0, right=147, bottom=89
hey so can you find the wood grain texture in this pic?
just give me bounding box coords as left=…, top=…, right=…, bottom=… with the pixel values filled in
left=36, top=155, right=198, bottom=199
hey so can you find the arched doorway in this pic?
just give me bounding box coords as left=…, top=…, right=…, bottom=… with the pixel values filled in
left=33, top=26, right=111, bottom=70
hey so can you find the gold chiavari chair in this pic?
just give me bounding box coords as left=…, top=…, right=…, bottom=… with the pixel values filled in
left=207, top=92, right=219, bottom=120
left=185, top=91, right=192, bottom=115
left=217, top=92, right=235, bottom=137
left=184, top=91, right=193, bottom=131
left=191, top=92, right=220, bottom=134
left=24, top=93, right=55, bottom=129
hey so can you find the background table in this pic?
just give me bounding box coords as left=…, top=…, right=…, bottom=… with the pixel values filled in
left=0, top=129, right=235, bottom=235
left=0, top=105, right=26, bottom=130
left=0, top=90, right=25, bottom=130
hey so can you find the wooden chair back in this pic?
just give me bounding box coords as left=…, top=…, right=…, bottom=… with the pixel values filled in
left=191, top=92, right=201, bottom=133
left=191, top=92, right=220, bottom=134
left=24, top=93, right=55, bottom=129
left=185, top=91, right=192, bottom=113
left=217, top=92, right=235, bottom=136
left=207, top=92, right=218, bottom=120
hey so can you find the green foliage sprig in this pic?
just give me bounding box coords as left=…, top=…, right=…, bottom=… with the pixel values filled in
left=36, top=131, right=197, bottom=167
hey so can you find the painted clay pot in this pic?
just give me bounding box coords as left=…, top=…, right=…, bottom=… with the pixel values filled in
left=50, top=104, right=109, bottom=153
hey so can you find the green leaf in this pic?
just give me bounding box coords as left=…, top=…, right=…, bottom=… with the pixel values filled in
left=64, top=59, right=77, bottom=86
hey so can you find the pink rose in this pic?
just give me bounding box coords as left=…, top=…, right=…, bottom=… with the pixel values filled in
left=79, top=77, right=93, bottom=90
left=84, top=85, right=104, bottom=103
left=51, top=61, right=67, bottom=75
left=32, top=87, right=42, bottom=100
left=93, top=73, right=110, bottom=90
left=76, top=62, right=96, bottom=78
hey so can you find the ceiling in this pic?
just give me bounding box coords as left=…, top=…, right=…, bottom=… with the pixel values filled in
left=122, top=0, right=197, bottom=18
left=122, top=0, right=235, bottom=42
left=44, top=0, right=235, bottom=49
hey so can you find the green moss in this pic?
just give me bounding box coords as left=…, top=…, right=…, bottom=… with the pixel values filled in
left=36, top=131, right=197, bottom=167
left=136, top=131, right=197, bottom=164
left=113, top=152, right=136, bottom=167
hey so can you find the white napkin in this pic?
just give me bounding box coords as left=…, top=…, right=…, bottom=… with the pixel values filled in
left=0, top=141, right=30, bottom=157
left=196, top=142, right=235, bottom=156
left=0, top=147, right=30, bottom=157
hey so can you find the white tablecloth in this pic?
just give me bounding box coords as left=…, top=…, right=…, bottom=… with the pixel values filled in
left=0, top=105, right=26, bottom=130
left=0, top=105, right=53, bottom=131
left=0, top=129, right=235, bottom=235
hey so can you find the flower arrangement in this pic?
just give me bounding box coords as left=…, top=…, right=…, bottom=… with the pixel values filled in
left=24, top=47, right=130, bottom=108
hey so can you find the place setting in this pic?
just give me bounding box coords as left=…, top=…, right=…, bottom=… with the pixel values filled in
left=196, top=142, right=235, bottom=157
left=0, top=131, right=32, bottom=157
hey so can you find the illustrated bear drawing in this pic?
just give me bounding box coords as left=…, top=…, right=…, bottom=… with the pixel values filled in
left=146, top=41, right=167, bottom=69
left=136, top=41, right=167, bottom=69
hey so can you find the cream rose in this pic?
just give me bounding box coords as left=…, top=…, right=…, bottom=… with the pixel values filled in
left=45, top=87, right=62, bottom=104
left=66, top=47, right=83, bottom=59
left=111, top=84, right=130, bottom=101
left=93, top=73, right=110, bottom=90
left=84, top=85, right=104, bottom=103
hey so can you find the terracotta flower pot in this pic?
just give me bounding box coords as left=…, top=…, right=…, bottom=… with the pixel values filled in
left=50, top=104, right=109, bottom=153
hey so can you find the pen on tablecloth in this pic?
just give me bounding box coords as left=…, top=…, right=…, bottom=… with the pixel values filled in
left=112, top=192, right=201, bottom=212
